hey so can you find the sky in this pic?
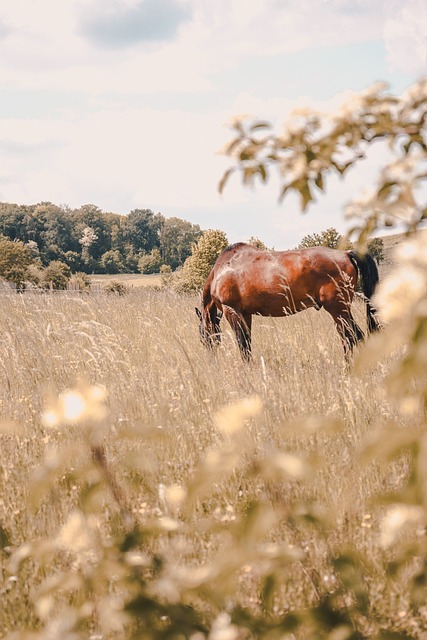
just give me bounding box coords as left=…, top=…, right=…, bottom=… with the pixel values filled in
left=0, top=0, right=426, bottom=249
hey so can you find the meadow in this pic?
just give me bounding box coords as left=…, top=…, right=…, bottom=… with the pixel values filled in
left=0, top=283, right=424, bottom=638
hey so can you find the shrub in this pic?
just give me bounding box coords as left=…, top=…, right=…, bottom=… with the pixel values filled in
left=68, top=271, right=91, bottom=291
left=100, top=249, right=125, bottom=274
left=175, top=229, right=228, bottom=291
left=104, top=280, right=128, bottom=295
left=0, top=236, right=35, bottom=288
left=138, top=248, right=163, bottom=274
left=41, top=260, right=72, bottom=289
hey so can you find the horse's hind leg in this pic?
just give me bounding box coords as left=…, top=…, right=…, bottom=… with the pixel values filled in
left=223, top=307, right=252, bottom=360
left=325, top=304, right=364, bottom=357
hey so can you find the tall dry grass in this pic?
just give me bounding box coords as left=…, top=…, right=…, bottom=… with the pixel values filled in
left=0, top=289, right=420, bottom=637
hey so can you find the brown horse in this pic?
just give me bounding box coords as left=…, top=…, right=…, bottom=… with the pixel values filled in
left=195, top=242, right=380, bottom=359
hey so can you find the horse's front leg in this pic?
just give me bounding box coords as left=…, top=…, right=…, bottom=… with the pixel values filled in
left=223, top=307, right=252, bottom=361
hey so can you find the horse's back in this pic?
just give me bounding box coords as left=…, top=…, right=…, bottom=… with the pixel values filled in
left=207, top=243, right=356, bottom=316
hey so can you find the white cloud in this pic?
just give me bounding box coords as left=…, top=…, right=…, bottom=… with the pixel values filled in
left=0, top=0, right=386, bottom=95
left=383, top=0, right=427, bottom=75
left=78, top=0, right=191, bottom=48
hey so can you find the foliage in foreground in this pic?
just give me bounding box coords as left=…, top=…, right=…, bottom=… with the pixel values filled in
left=220, top=79, right=427, bottom=245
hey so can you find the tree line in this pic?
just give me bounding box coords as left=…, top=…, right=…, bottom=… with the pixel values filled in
left=0, top=198, right=385, bottom=291
left=0, top=201, right=203, bottom=275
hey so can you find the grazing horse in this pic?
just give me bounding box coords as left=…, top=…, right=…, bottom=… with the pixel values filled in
left=195, top=242, right=380, bottom=359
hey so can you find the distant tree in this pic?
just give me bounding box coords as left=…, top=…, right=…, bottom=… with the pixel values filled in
left=176, top=229, right=228, bottom=291
left=100, top=249, right=125, bottom=274
left=122, top=245, right=140, bottom=273
left=159, top=217, right=202, bottom=269
left=26, top=240, right=41, bottom=260
left=73, top=204, right=112, bottom=264
left=109, top=215, right=127, bottom=255
left=79, top=226, right=99, bottom=271
left=0, top=203, right=33, bottom=242
left=298, top=227, right=343, bottom=249
left=122, top=209, right=161, bottom=254
left=138, top=248, right=163, bottom=274
left=0, top=236, right=35, bottom=288
left=34, top=203, right=78, bottom=263
left=41, top=261, right=72, bottom=289
left=62, top=250, right=83, bottom=272
left=248, top=236, right=268, bottom=249
left=367, top=237, right=384, bottom=264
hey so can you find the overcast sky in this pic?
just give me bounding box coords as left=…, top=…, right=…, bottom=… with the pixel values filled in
left=0, top=0, right=426, bottom=248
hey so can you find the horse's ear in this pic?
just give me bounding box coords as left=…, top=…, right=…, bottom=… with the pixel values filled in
left=195, top=307, right=202, bottom=320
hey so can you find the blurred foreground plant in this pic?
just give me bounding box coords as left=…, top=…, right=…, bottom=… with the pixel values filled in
left=8, top=390, right=332, bottom=639
left=220, top=79, right=427, bottom=248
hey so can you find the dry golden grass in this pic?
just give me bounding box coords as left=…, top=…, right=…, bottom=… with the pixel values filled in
left=0, top=288, right=423, bottom=637
left=89, top=273, right=163, bottom=289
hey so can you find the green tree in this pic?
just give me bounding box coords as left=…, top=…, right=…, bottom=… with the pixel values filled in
left=0, top=202, right=33, bottom=242
left=73, top=204, right=112, bottom=268
left=41, top=260, right=72, bottom=289
left=122, top=209, right=162, bottom=254
left=297, top=227, right=342, bottom=249
left=159, top=217, right=202, bottom=269
left=367, top=237, right=385, bottom=264
left=62, top=250, right=83, bottom=272
left=79, top=225, right=99, bottom=271
left=0, top=236, right=35, bottom=288
left=247, top=236, right=268, bottom=249
left=38, top=203, right=79, bottom=263
left=176, top=229, right=228, bottom=291
left=122, top=245, right=140, bottom=273
left=100, top=249, right=125, bottom=274
left=138, top=248, right=163, bottom=274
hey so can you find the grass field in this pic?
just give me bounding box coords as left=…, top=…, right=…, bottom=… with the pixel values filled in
left=89, top=272, right=163, bottom=289
left=0, top=274, right=425, bottom=638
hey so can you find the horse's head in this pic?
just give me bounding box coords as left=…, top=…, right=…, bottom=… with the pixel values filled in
left=195, top=307, right=222, bottom=347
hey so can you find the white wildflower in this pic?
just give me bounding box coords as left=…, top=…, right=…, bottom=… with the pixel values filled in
left=380, top=504, right=423, bottom=548
left=215, top=396, right=262, bottom=435
left=209, top=612, right=239, bottom=640
left=61, top=391, right=86, bottom=422
left=58, top=511, right=92, bottom=553
left=164, top=484, right=187, bottom=508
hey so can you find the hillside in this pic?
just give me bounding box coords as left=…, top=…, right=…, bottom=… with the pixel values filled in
left=378, top=227, right=427, bottom=279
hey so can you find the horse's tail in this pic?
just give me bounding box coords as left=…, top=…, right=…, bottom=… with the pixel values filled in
left=348, top=250, right=381, bottom=333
